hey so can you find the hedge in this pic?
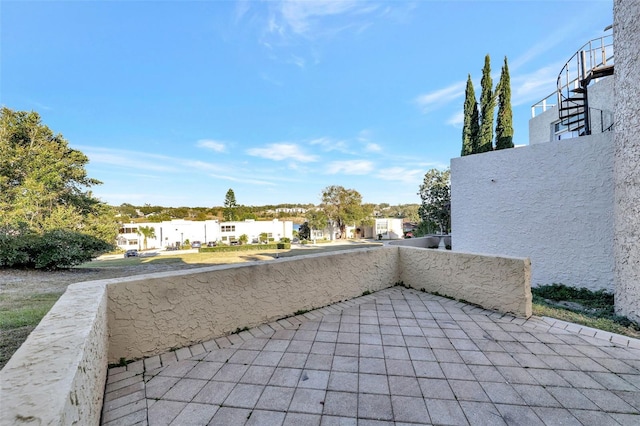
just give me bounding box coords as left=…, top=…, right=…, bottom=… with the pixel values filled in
left=198, top=243, right=291, bottom=253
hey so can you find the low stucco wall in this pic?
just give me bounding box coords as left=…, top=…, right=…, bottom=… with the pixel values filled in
left=107, top=247, right=400, bottom=362
left=0, top=281, right=109, bottom=425
left=1, top=245, right=531, bottom=425
left=399, top=247, right=532, bottom=318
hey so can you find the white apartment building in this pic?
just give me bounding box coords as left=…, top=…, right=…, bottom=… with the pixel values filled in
left=117, top=219, right=293, bottom=250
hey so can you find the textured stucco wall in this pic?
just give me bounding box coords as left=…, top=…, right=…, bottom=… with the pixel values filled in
left=399, top=247, right=531, bottom=317
left=107, top=247, right=400, bottom=362
left=529, top=106, right=558, bottom=145
left=614, top=0, right=640, bottom=322
left=451, top=132, right=614, bottom=291
left=0, top=282, right=109, bottom=426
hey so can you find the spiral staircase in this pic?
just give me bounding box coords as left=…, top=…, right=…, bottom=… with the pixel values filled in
left=556, top=32, right=614, bottom=136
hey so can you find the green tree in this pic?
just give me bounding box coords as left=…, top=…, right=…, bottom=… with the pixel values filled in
left=223, top=188, right=238, bottom=221
left=239, top=234, right=249, bottom=245
left=320, top=185, right=371, bottom=239
left=298, top=223, right=310, bottom=240
left=461, top=74, right=480, bottom=156
left=0, top=107, right=115, bottom=267
left=137, top=226, right=156, bottom=250
left=495, top=56, right=514, bottom=150
left=305, top=209, right=328, bottom=242
left=478, top=55, right=494, bottom=153
left=417, top=169, right=451, bottom=234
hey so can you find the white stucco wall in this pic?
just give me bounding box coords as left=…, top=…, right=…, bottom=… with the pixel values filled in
left=614, top=0, right=640, bottom=323
left=451, top=131, right=614, bottom=291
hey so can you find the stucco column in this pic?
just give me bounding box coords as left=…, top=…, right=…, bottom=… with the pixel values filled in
left=614, top=0, right=640, bottom=323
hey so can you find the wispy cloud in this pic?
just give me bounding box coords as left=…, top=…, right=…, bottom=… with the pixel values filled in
left=414, top=81, right=466, bottom=113
left=511, top=62, right=563, bottom=106
left=325, top=160, right=373, bottom=175
left=208, top=174, right=276, bottom=186
left=78, top=146, right=178, bottom=173
left=446, top=111, right=464, bottom=128
left=278, top=0, right=378, bottom=36
left=246, top=143, right=318, bottom=162
left=309, top=137, right=350, bottom=153
left=376, top=167, right=424, bottom=184
left=197, top=139, right=227, bottom=153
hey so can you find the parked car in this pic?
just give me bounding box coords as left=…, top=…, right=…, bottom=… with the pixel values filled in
left=206, top=241, right=217, bottom=247
left=230, top=240, right=240, bottom=246
left=124, top=249, right=139, bottom=258
left=191, top=241, right=202, bottom=248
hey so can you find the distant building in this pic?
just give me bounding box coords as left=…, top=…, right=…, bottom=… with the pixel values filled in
left=117, top=219, right=293, bottom=250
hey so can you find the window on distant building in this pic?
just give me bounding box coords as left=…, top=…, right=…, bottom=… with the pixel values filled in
left=221, top=225, right=236, bottom=232
left=376, top=222, right=388, bottom=235
left=128, top=239, right=138, bottom=245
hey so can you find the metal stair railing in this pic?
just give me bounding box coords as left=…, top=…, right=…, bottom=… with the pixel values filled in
left=556, top=33, right=614, bottom=134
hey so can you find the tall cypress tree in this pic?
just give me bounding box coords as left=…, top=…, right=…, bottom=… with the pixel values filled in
left=478, top=54, right=494, bottom=153
left=461, top=75, right=480, bottom=156
left=495, top=56, right=514, bottom=150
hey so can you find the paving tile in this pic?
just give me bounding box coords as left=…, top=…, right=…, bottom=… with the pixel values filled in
left=289, top=388, right=326, bottom=414
left=223, top=383, right=264, bottom=408
left=532, top=407, right=582, bottom=426
left=147, top=399, right=186, bottom=425
left=358, top=393, right=393, bottom=421
left=418, top=378, right=456, bottom=400
left=299, top=369, right=330, bottom=389
left=440, top=362, right=474, bottom=380
left=412, top=360, right=444, bottom=378
left=579, top=388, right=638, bottom=413
left=335, top=343, right=359, bottom=357
left=546, top=386, right=600, bottom=410
left=385, top=359, right=414, bottom=376
left=102, top=399, right=147, bottom=424
left=388, top=375, right=422, bottom=397
left=588, top=371, right=638, bottom=391
left=192, top=380, right=235, bottom=405
left=359, top=373, right=390, bottom=395
left=305, top=354, right=333, bottom=370
left=496, top=366, right=538, bottom=385
left=184, top=361, right=224, bottom=380
left=245, top=409, right=286, bottom=426
left=209, top=406, right=252, bottom=425
left=255, top=385, right=295, bottom=411
left=283, top=412, right=321, bottom=426
left=328, top=371, right=359, bottom=392
left=212, top=363, right=249, bottom=382
left=323, top=390, right=358, bottom=417
left=102, top=408, right=147, bottom=426
left=145, top=375, right=180, bottom=399
left=448, top=380, right=490, bottom=402
left=360, top=344, right=384, bottom=358
left=279, top=352, right=308, bottom=368
left=424, top=398, right=468, bottom=425
left=320, top=415, right=357, bottom=426
left=169, top=402, right=218, bottom=425
left=269, top=367, right=303, bottom=387
left=526, top=368, right=572, bottom=387
left=162, top=378, right=207, bottom=402
left=360, top=357, right=387, bottom=374
left=391, top=395, right=429, bottom=423
left=459, top=401, right=506, bottom=426
left=157, top=360, right=198, bottom=378
left=480, top=382, right=526, bottom=405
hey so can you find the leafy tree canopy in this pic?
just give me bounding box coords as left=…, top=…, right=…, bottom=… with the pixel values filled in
left=320, top=185, right=373, bottom=239
left=417, top=169, right=451, bottom=234
left=223, top=188, right=238, bottom=221
left=0, top=107, right=116, bottom=267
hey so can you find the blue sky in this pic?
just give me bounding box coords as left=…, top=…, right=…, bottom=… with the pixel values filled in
left=1, top=0, right=612, bottom=207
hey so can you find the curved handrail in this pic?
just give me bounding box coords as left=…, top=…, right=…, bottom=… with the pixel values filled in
left=556, top=33, right=614, bottom=119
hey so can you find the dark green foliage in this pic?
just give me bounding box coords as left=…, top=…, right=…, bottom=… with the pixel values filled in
left=298, top=222, right=311, bottom=240
left=0, top=107, right=117, bottom=267
left=532, top=284, right=639, bottom=330
left=478, top=54, right=494, bottom=153
left=0, top=230, right=113, bottom=269
left=495, top=57, right=514, bottom=150
left=461, top=75, right=480, bottom=156
left=223, top=189, right=238, bottom=221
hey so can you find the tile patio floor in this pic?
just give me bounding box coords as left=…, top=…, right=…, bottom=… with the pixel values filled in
left=102, top=287, right=640, bottom=425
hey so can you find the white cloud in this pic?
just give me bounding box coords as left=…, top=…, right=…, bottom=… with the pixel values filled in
left=309, top=137, right=350, bottom=153
left=376, top=167, right=424, bottom=184
left=197, top=139, right=227, bottom=153
left=511, top=62, right=563, bottom=107
left=414, top=81, right=466, bottom=113
left=446, top=111, right=464, bottom=128
left=208, top=174, right=276, bottom=186
left=365, top=143, right=382, bottom=152
left=325, top=160, right=373, bottom=175
left=246, top=143, right=318, bottom=162
left=279, top=0, right=375, bottom=35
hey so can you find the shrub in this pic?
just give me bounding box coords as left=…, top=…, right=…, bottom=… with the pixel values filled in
left=0, top=230, right=113, bottom=269
left=199, top=243, right=290, bottom=253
